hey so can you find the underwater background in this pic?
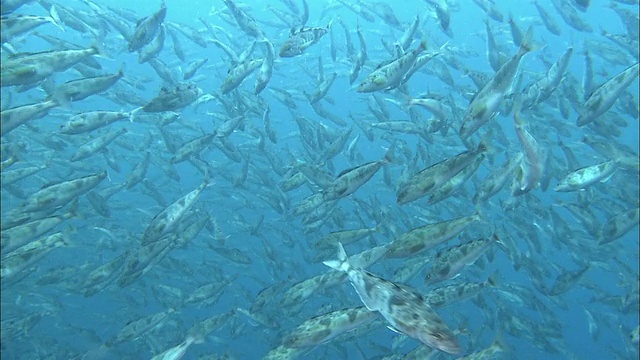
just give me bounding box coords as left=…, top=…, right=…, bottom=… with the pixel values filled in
left=1, top=0, right=638, bottom=359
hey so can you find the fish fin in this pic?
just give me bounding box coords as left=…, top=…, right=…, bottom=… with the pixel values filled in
left=61, top=225, right=77, bottom=247
left=65, top=198, right=80, bottom=220
left=473, top=206, right=489, bottom=226
left=48, top=5, right=65, bottom=32
left=418, top=39, right=427, bottom=51
left=202, top=169, right=213, bottom=187
left=128, top=107, right=143, bottom=122
left=599, top=171, right=616, bottom=183
left=382, top=142, right=396, bottom=164
left=512, top=95, right=525, bottom=120
left=236, top=308, right=259, bottom=327
left=476, top=131, right=490, bottom=151
left=322, top=242, right=350, bottom=272
left=492, top=233, right=510, bottom=254
left=327, top=18, right=335, bottom=29
left=493, top=329, right=510, bottom=353
left=88, top=39, right=110, bottom=60
left=487, top=270, right=500, bottom=287
left=518, top=26, right=540, bottom=54
left=188, top=330, right=205, bottom=345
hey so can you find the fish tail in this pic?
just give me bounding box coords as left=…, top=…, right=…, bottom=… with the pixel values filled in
left=187, top=330, right=205, bottom=345
left=116, top=63, right=126, bottom=77
left=492, top=330, right=510, bottom=353
left=419, top=39, right=427, bottom=51
left=323, top=242, right=351, bottom=272
left=512, top=94, right=525, bottom=117
left=476, top=132, right=493, bottom=156
left=492, top=233, right=510, bottom=254
left=66, top=198, right=79, bottom=219
left=518, top=26, right=539, bottom=54
left=202, top=169, right=213, bottom=187
left=128, top=107, right=143, bottom=122
left=473, top=205, right=486, bottom=223
left=327, top=18, right=336, bottom=29
left=383, top=95, right=410, bottom=112
left=382, top=142, right=396, bottom=164
left=487, top=269, right=500, bottom=287
left=48, top=5, right=65, bottom=32
left=61, top=225, right=76, bottom=247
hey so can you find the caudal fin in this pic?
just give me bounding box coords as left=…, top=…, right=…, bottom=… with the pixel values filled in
left=322, top=242, right=350, bottom=272
left=518, top=26, right=540, bottom=54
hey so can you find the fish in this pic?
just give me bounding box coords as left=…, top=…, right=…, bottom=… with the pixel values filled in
left=424, top=235, right=500, bottom=285
left=460, top=27, right=536, bottom=139
left=1, top=45, right=100, bottom=87
left=356, top=40, right=427, bottom=93
left=554, top=160, right=618, bottom=192
left=598, top=208, right=639, bottom=245
left=307, top=72, right=337, bottom=104
left=255, top=38, right=274, bottom=94
left=166, top=21, right=207, bottom=48
left=424, top=271, right=499, bottom=308
left=324, top=243, right=461, bottom=354
left=117, top=236, right=175, bottom=287
left=59, top=110, right=132, bottom=135
left=222, top=0, right=264, bottom=38
left=70, top=128, right=127, bottom=162
left=167, top=27, right=185, bottom=61
left=279, top=21, right=332, bottom=57
left=128, top=0, right=166, bottom=52
left=577, top=62, right=640, bottom=127
left=533, top=0, right=562, bottom=35
left=12, top=170, right=107, bottom=215
left=508, top=13, right=524, bottom=47
left=511, top=109, right=547, bottom=196
left=125, top=151, right=151, bottom=189
left=1, top=12, right=63, bottom=44
left=220, top=58, right=263, bottom=94
left=426, top=0, right=452, bottom=36
left=456, top=333, right=508, bottom=360
left=473, top=152, right=524, bottom=203
left=1, top=231, right=72, bottom=281
left=1, top=100, right=58, bottom=136
left=396, top=142, right=486, bottom=205
left=386, top=212, right=482, bottom=259
left=472, top=0, right=504, bottom=22
left=105, top=308, right=175, bottom=346
left=138, top=24, right=165, bottom=63
left=137, top=83, right=203, bottom=113
left=322, top=145, right=394, bottom=201
left=547, top=265, right=591, bottom=296
left=314, top=225, right=380, bottom=250
left=46, top=68, right=124, bottom=105
left=141, top=175, right=209, bottom=245
left=519, top=47, right=574, bottom=109
left=282, top=306, right=377, bottom=348
left=550, top=0, right=592, bottom=32
left=484, top=19, right=505, bottom=72
left=348, top=20, right=367, bottom=84
left=150, top=333, right=203, bottom=360
left=398, top=14, right=420, bottom=51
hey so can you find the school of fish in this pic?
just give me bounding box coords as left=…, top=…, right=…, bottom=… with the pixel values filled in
left=0, top=0, right=638, bottom=359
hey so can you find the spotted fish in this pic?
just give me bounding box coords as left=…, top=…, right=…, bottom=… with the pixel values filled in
left=324, top=243, right=461, bottom=354
left=279, top=21, right=332, bottom=57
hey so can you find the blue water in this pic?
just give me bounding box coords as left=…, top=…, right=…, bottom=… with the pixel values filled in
left=1, top=0, right=638, bottom=359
